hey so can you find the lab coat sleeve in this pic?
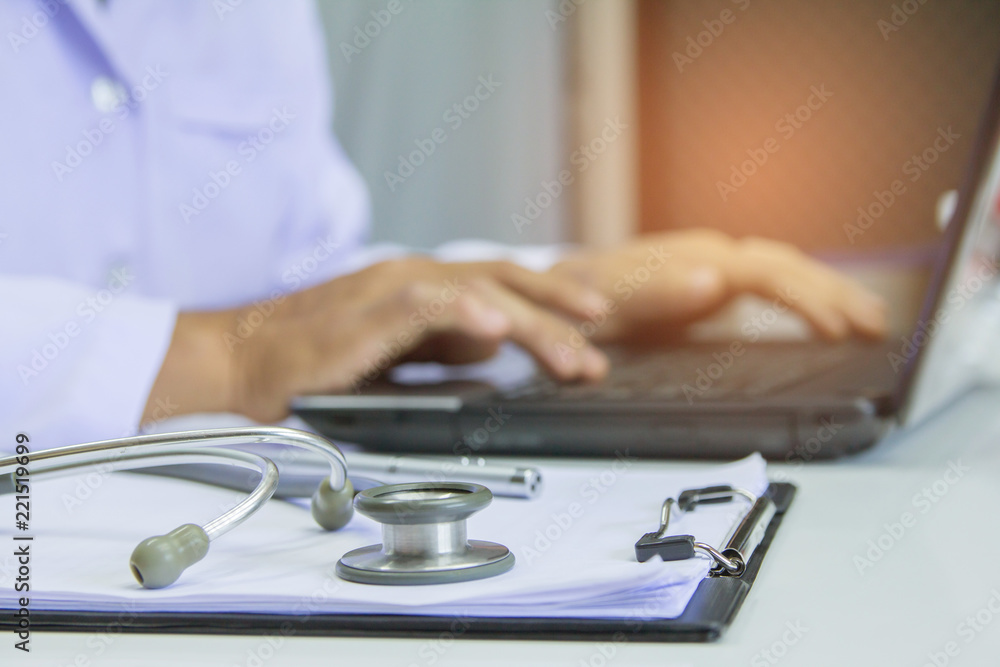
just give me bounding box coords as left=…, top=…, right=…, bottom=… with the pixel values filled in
left=430, top=239, right=571, bottom=272
left=0, top=276, right=176, bottom=452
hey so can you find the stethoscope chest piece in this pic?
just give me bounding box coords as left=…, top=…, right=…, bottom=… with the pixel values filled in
left=336, top=481, right=514, bottom=585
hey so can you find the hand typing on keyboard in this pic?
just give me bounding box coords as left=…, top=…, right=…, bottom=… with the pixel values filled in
left=548, top=228, right=887, bottom=346
left=144, top=230, right=887, bottom=425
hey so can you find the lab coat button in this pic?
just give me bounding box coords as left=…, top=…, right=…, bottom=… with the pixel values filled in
left=91, top=76, right=127, bottom=113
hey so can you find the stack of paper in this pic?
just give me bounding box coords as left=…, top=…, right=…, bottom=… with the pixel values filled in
left=0, top=454, right=767, bottom=621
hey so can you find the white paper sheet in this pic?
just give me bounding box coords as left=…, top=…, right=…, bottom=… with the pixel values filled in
left=0, top=454, right=767, bottom=621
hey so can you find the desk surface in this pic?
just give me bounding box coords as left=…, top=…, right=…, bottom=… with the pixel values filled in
left=16, top=388, right=1000, bottom=667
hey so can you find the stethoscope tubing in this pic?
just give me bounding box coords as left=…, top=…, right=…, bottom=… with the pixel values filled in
left=0, top=427, right=350, bottom=540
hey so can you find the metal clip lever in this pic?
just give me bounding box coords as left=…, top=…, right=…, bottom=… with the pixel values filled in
left=635, top=498, right=696, bottom=562
left=635, top=485, right=772, bottom=576
left=633, top=497, right=741, bottom=573
left=677, top=485, right=756, bottom=511
left=635, top=532, right=696, bottom=562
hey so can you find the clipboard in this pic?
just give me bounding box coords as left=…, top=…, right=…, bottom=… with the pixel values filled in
left=5, top=482, right=795, bottom=643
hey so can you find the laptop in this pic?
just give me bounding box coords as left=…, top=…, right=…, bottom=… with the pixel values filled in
left=293, top=61, right=1000, bottom=460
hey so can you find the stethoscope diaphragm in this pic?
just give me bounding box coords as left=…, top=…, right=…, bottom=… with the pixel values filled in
left=336, top=481, right=514, bottom=585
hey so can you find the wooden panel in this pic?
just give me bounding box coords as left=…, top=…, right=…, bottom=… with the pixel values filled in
left=637, top=0, right=1000, bottom=252
left=570, top=0, right=638, bottom=247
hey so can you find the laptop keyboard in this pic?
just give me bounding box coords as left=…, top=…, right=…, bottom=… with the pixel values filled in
left=500, top=343, right=856, bottom=403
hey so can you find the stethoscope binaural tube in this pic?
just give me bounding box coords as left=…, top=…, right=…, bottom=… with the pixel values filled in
left=0, top=427, right=355, bottom=589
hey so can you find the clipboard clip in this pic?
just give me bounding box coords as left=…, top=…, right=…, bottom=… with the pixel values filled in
left=634, top=484, right=776, bottom=577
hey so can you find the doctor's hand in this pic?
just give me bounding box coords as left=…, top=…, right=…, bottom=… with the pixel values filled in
left=547, top=229, right=887, bottom=345
left=143, top=230, right=887, bottom=425
left=146, top=258, right=612, bottom=423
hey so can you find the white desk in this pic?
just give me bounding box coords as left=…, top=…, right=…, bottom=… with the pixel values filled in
left=19, top=388, right=1000, bottom=667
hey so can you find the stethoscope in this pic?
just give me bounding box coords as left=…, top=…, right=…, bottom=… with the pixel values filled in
left=0, top=427, right=514, bottom=588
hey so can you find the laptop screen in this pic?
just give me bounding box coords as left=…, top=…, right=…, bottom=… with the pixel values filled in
left=897, top=59, right=1000, bottom=427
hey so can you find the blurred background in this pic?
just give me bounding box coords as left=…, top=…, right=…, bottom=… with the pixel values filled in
left=319, top=0, right=571, bottom=249
left=318, top=0, right=1000, bottom=329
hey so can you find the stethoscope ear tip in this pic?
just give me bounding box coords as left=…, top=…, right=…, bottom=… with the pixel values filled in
left=130, top=524, right=210, bottom=589
left=311, top=476, right=355, bottom=531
